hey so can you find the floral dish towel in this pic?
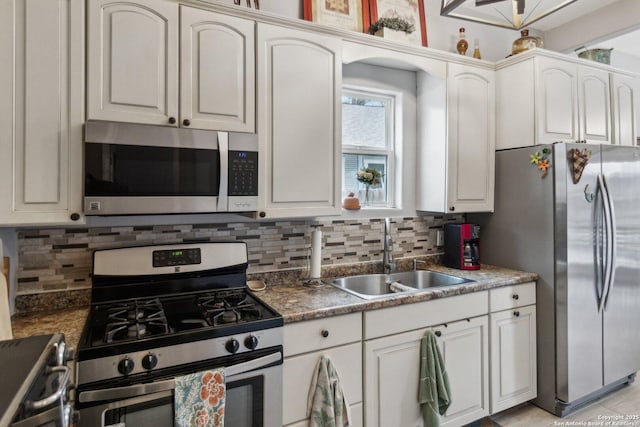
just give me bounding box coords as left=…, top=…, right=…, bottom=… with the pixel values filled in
left=175, top=368, right=226, bottom=427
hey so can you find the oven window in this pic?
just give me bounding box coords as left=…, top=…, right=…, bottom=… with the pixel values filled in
left=102, top=376, right=264, bottom=427
left=85, top=143, right=220, bottom=197
left=226, top=376, right=264, bottom=427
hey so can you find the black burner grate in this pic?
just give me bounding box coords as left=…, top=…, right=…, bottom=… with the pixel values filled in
left=198, top=289, right=263, bottom=326
left=104, top=298, right=170, bottom=343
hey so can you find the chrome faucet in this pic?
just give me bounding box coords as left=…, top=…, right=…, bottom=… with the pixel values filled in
left=383, top=218, right=396, bottom=274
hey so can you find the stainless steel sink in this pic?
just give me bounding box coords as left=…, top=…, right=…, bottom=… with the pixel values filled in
left=330, top=270, right=473, bottom=299
left=331, top=274, right=395, bottom=299
left=388, top=270, right=473, bottom=289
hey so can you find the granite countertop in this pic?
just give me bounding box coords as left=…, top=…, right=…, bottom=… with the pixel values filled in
left=255, top=264, right=538, bottom=323
left=11, top=307, right=89, bottom=351
left=9, top=264, right=537, bottom=343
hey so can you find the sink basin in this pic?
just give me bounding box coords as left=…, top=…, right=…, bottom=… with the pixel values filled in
left=388, top=270, right=473, bottom=289
left=330, top=270, right=473, bottom=299
left=331, top=274, right=395, bottom=299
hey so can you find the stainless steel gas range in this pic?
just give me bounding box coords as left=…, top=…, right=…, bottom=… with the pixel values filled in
left=75, top=242, right=283, bottom=427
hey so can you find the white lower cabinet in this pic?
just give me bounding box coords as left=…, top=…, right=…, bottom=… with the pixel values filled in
left=490, top=305, right=537, bottom=413
left=439, top=317, right=490, bottom=426
left=282, top=313, right=362, bottom=426
left=364, top=316, right=489, bottom=427
left=282, top=284, right=537, bottom=427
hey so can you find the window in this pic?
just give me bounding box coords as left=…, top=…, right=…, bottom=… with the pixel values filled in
left=342, top=88, right=396, bottom=208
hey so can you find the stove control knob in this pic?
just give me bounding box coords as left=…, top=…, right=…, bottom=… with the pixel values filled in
left=142, top=353, right=158, bottom=370
left=225, top=338, right=240, bottom=354
left=118, top=357, right=135, bottom=375
left=245, top=335, right=259, bottom=350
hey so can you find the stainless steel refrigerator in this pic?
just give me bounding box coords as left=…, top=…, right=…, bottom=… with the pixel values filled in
left=469, top=142, right=640, bottom=416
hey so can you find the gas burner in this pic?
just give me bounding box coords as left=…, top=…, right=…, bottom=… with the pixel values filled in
left=198, top=290, right=263, bottom=326
left=104, top=298, right=169, bottom=343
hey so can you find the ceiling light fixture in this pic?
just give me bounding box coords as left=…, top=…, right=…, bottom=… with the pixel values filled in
left=440, top=0, right=579, bottom=30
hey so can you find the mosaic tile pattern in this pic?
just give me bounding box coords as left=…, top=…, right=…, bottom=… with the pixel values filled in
left=16, top=215, right=463, bottom=295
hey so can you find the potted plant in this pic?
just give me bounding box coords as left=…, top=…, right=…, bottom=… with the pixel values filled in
left=368, top=17, right=415, bottom=43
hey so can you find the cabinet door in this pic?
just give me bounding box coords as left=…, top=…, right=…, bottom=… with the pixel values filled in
left=87, top=0, right=178, bottom=126
left=283, top=342, right=362, bottom=425
left=364, top=316, right=489, bottom=427
left=611, top=73, right=638, bottom=146
left=446, top=63, right=495, bottom=213
left=578, top=66, right=611, bottom=144
left=0, top=0, right=84, bottom=225
left=438, top=316, right=490, bottom=427
left=257, top=24, right=341, bottom=218
left=535, top=57, right=579, bottom=144
left=180, top=7, right=255, bottom=132
left=490, top=305, right=537, bottom=413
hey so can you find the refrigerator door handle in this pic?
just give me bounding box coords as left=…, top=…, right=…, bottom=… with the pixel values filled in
left=602, top=174, right=617, bottom=310
left=598, top=174, right=612, bottom=312
left=595, top=176, right=605, bottom=309
left=597, top=174, right=615, bottom=312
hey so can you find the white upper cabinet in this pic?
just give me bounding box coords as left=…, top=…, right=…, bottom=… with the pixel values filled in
left=180, top=7, right=255, bottom=132
left=577, top=65, right=611, bottom=144
left=417, top=63, right=495, bottom=213
left=535, top=56, right=579, bottom=144
left=87, top=0, right=179, bottom=126
left=0, top=0, right=84, bottom=225
left=611, top=73, right=638, bottom=146
left=256, top=23, right=342, bottom=218
left=88, top=1, right=255, bottom=132
left=496, top=51, right=634, bottom=149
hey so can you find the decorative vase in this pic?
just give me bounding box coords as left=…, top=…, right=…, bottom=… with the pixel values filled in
left=364, top=184, right=371, bottom=207
left=512, top=29, right=543, bottom=55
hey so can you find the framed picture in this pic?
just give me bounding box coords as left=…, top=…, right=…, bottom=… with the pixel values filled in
left=369, top=0, right=427, bottom=47
left=303, top=0, right=371, bottom=33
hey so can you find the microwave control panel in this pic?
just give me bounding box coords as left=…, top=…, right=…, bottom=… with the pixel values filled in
left=229, top=151, right=258, bottom=196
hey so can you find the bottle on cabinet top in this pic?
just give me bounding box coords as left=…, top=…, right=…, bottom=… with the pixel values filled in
left=457, top=27, right=468, bottom=55
left=473, top=38, right=481, bottom=59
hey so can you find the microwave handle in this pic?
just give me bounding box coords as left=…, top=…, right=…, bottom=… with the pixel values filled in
left=77, top=352, right=282, bottom=403
left=217, top=132, right=229, bottom=211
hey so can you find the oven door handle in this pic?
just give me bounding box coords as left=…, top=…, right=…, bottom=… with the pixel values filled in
left=24, top=366, right=71, bottom=411
left=78, top=352, right=282, bottom=404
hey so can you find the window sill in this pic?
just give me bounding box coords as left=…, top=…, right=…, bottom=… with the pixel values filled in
left=339, top=206, right=404, bottom=219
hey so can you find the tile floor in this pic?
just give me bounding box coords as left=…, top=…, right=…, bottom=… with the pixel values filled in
left=488, top=381, right=640, bottom=426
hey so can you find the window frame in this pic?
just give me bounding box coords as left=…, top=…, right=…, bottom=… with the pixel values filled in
left=341, top=85, right=398, bottom=208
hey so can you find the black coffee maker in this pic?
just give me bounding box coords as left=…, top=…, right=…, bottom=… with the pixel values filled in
left=443, top=223, right=480, bottom=270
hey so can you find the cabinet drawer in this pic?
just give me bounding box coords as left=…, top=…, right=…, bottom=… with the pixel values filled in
left=364, top=292, right=488, bottom=340
left=284, top=312, right=362, bottom=357
left=490, top=282, right=536, bottom=312
left=283, top=342, right=362, bottom=425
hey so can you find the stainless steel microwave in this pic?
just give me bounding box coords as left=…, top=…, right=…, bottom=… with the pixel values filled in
left=84, top=121, right=258, bottom=215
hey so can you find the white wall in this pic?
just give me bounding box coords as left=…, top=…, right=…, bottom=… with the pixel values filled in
left=543, top=0, right=640, bottom=53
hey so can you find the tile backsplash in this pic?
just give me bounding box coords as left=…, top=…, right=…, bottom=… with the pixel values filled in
left=16, top=215, right=462, bottom=295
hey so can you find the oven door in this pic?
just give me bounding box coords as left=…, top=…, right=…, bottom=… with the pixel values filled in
left=77, top=352, right=282, bottom=427
left=84, top=121, right=229, bottom=215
